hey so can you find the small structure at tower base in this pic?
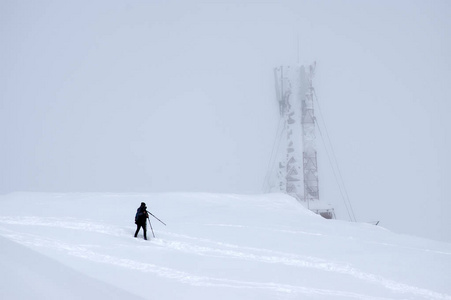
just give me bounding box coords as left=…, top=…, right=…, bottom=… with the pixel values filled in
left=308, top=203, right=336, bottom=220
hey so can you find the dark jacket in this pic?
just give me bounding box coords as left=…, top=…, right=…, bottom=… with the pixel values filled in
left=135, top=205, right=148, bottom=225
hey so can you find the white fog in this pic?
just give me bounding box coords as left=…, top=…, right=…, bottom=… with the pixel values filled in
left=1, top=0, right=450, bottom=242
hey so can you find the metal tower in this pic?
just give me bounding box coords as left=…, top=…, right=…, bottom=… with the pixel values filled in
left=274, top=65, right=305, bottom=201
left=272, top=63, right=335, bottom=219
left=302, top=64, right=319, bottom=204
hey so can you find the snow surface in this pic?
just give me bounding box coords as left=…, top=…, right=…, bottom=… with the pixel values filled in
left=0, top=192, right=450, bottom=300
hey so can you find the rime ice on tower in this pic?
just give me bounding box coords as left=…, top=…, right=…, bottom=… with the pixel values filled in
left=272, top=63, right=335, bottom=219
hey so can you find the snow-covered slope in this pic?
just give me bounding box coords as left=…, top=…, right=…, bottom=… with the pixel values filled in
left=0, top=192, right=450, bottom=300
left=0, top=235, right=143, bottom=300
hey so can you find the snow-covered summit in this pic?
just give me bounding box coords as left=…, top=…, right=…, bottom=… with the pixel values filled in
left=0, top=192, right=450, bottom=299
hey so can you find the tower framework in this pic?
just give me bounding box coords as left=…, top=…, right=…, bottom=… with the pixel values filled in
left=272, top=63, right=335, bottom=219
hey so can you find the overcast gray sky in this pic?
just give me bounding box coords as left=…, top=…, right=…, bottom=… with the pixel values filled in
left=1, top=0, right=450, bottom=242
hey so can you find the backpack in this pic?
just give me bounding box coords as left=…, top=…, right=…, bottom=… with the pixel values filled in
left=135, top=207, right=145, bottom=224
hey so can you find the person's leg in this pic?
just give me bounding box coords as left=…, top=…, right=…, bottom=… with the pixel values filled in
left=143, top=225, right=147, bottom=240
left=134, top=224, right=141, bottom=237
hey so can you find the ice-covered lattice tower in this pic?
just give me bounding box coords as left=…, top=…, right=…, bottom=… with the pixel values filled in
left=272, top=63, right=335, bottom=219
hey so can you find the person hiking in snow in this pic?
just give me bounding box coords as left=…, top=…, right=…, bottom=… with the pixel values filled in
left=134, top=202, right=149, bottom=240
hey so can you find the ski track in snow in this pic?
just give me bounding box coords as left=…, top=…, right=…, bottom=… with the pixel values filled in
left=0, top=216, right=126, bottom=237
left=0, top=216, right=450, bottom=300
left=0, top=231, right=394, bottom=300
left=203, top=223, right=451, bottom=256
left=153, top=232, right=451, bottom=300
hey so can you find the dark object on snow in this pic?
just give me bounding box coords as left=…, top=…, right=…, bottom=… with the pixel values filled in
left=134, top=202, right=148, bottom=240
left=134, top=202, right=167, bottom=240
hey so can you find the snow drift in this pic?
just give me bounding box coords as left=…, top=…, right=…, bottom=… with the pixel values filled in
left=0, top=192, right=450, bottom=300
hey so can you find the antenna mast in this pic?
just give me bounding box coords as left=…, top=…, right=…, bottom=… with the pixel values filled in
left=271, top=63, right=335, bottom=219
left=302, top=63, right=319, bottom=206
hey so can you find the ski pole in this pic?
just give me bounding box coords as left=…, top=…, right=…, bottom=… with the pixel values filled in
left=147, top=217, right=155, bottom=238
left=147, top=211, right=166, bottom=226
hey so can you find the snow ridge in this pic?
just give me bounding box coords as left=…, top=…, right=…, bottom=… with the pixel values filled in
left=0, top=193, right=450, bottom=300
